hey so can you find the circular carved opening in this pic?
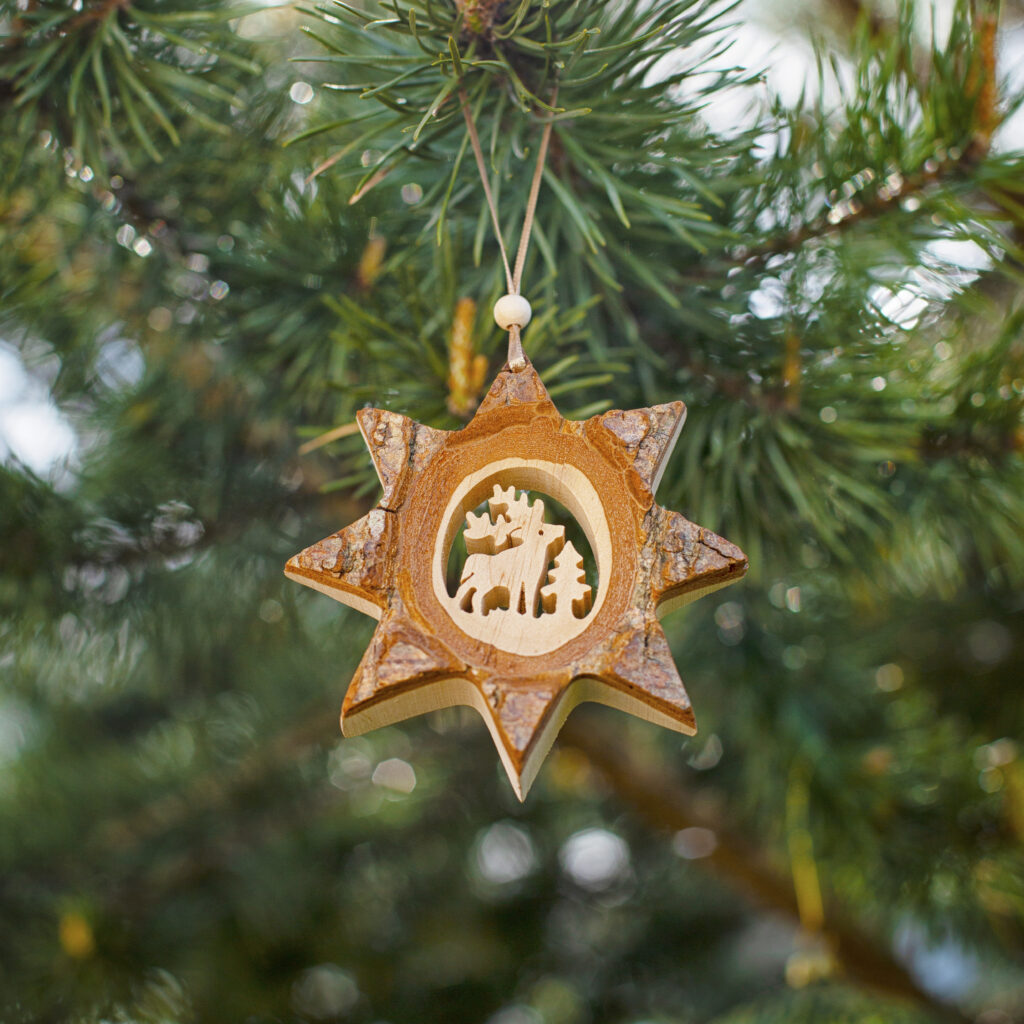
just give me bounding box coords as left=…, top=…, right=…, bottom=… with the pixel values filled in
left=445, top=487, right=598, bottom=610
left=431, top=459, right=612, bottom=656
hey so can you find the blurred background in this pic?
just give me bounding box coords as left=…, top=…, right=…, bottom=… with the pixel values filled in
left=2, top=0, right=1024, bottom=1021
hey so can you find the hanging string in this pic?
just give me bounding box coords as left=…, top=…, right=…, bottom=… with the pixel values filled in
left=460, top=88, right=514, bottom=295
left=459, top=82, right=558, bottom=371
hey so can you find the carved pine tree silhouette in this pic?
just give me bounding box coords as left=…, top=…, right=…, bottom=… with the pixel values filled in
left=454, top=485, right=569, bottom=618
left=540, top=541, right=593, bottom=621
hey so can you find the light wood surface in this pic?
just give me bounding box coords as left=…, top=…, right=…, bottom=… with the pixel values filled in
left=444, top=484, right=595, bottom=651
left=285, top=358, right=747, bottom=798
left=435, top=467, right=608, bottom=655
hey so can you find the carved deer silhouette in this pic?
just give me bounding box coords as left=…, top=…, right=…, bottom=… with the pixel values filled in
left=455, top=486, right=565, bottom=617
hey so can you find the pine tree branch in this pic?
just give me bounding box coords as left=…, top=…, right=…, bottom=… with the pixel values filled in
left=967, top=7, right=1000, bottom=152
left=0, top=0, right=37, bottom=49
left=66, top=0, right=131, bottom=33
left=674, top=347, right=787, bottom=413
left=735, top=151, right=982, bottom=269
left=89, top=699, right=336, bottom=852
left=1, top=0, right=257, bottom=171
left=737, top=2, right=1001, bottom=269
left=559, top=715, right=973, bottom=1024
left=78, top=696, right=970, bottom=1022
left=830, top=0, right=887, bottom=37
left=2, top=0, right=119, bottom=43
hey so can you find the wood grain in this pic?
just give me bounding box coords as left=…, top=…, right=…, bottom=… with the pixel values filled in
left=286, top=358, right=747, bottom=798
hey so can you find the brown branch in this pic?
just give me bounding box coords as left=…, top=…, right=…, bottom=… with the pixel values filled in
left=782, top=327, right=802, bottom=411
left=0, top=0, right=38, bottom=49
left=66, top=682, right=1009, bottom=1024
left=1, top=674, right=995, bottom=1024
left=88, top=702, right=971, bottom=1021
left=89, top=699, right=335, bottom=852
left=736, top=154, right=975, bottom=269
left=830, top=0, right=887, bottom=39
left=559, top=715, right=972, bottom=1024
left=966, top=9, right=1000, bottom=160
left=66, top=0, right=131, bottom=33
left=740, top=4, right=1000, bottom=270
left=3, top=0, right=128, bottom=49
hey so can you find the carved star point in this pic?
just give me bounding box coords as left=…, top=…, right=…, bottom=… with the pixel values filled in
left=286, top=359, right=746, bottom=799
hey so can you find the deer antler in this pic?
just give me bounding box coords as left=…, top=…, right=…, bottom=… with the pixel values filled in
left=464, top=510, right=495, bottom=553
left=488, top=485, right=516, bottom=518
left=464, top=509, right=519, bottom=554
left=491, top=484, right=531, bottom=527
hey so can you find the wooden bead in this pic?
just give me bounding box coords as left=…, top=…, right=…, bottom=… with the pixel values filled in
left=493, top=293, right=532, bottom=330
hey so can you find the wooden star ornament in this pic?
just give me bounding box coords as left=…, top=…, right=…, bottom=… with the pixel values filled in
left=285, top=359, right=747, bottom=799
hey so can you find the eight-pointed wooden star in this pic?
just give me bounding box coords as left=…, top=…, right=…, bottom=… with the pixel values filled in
left=285, top=359, right=747, bottom=799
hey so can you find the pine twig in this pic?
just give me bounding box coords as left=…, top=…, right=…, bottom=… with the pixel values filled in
left=89, top=699, right=336, bottom=852
left=67, top=0, right=131, bottom=32
left=3, top=0, right=130, bottom=45
left=736, top=153, right=977, bottom=269
left=781, top=327, right=802, bottom=411
left=831, top=0, right=886, bottom=37
left=741, top=4, right=1000, bottom=270
left=88, top=703, right=971, bottom=1021
left=0, top=0, right=38, bottom=48
left=559, top=715, right=972, bottom=1024
left=966, top=7, right=999, bottom=160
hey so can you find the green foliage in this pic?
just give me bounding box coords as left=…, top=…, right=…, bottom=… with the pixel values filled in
left=277, top=0, right=1024, bottom=582
left=1, top=0, right=1023, bottom=1021
left=710, top=983, right=938, bottom=1024
left=0, top=0, right=260, bottom=172
left=299, top=0, right=748, bottom=250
